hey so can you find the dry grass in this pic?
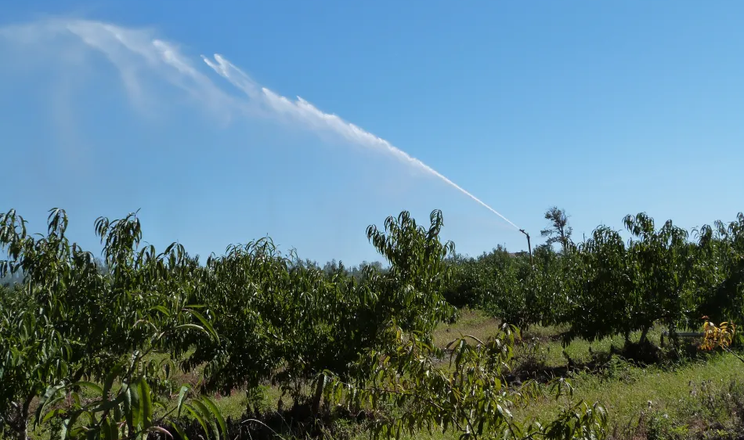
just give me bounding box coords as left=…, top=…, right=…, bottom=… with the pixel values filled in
left=432, top=308, right=502, bottom=349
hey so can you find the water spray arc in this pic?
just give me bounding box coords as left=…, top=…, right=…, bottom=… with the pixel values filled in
left=200, top=54, right=523, bottom=233
left=0, top=19, right=526, bottom=239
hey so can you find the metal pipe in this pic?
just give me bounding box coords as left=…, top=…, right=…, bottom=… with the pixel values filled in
left=519, top=229, right=533, bottom=266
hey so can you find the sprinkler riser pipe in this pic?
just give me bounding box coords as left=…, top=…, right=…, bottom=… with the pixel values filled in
left=519, top=229, right=534, bottom=267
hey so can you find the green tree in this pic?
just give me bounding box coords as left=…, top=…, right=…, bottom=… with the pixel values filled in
left=175, top=209, right=458, bottom=422
left=325, top=323, right=608, bottom=440
left=624, top=213, right=689, bottom=343
left=563, top=225, right=633, bottom=343
left=686, top=214, right=744, bottom=333
left=541, top=206, right=573, bottom=253
left=0, top=208, right=216, bottom=440
left=365, top=209, right=457, bottom=334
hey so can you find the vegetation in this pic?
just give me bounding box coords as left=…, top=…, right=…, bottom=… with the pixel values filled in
left=1, top=205, right=743, bottom=440
left=540, top=206, right=573, bottom=253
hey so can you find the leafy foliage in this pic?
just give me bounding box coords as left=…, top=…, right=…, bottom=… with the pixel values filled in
left=324, top=323, right=608, bottom=440
left=4, top=204, right=744, bottom=440
left=446, top=210, right=744, bottom=351
left=700, top=318, right=736, bottom=352
left=562, top=226, right=632, bottom=342
left=541, top=207, right=573, bottom=253
left=0, top=208, right=217, bottom=440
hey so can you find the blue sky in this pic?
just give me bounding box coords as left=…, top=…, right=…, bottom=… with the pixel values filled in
left=1, top=1, right=743, bottom=265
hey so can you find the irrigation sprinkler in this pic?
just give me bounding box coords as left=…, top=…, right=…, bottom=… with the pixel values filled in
left=519, top=229, right=533, bottom=266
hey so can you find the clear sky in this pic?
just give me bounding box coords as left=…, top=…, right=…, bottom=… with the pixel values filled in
left=1, top=1, right=743, bottom=265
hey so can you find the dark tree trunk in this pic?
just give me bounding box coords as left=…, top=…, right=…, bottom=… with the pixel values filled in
left=311, top=374, right=325, bottom=418
left=665, top=320, right=677, bottom=347
left=11, top=397, right=33, bottom=440
left=640, top=326, right=650, bottom=344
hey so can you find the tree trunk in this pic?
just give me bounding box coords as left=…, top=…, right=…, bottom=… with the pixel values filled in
left=640, top=326, right=650, bottom=344
left=311, top=374, right=325, bottom=418
left=668, top=322, right=679, bottom=347
left=11, top=397, right=33, bottom=440
left=13, top=423, right=29, bottom=440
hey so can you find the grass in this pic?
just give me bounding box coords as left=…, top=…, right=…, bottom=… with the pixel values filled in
left=432, top=308, right=502, bottom=349
left=155, top=312, right=744, bottom=440
left=388, top=309, right=744, bottom=440
left=434, top=309, right=667, bottom=370
left=514, top=353, right=744, bottom=432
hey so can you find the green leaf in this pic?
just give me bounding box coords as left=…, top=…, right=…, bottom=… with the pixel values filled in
left=60, top=412, right=81, bottom=440
left=184, top=403, right=210, bottom=440
left=137, top=378, right=154, bottom=430
left=36, top=383, right=68, bottom=426
left=151, top=305, right=171, bottom=316
left=190, top=399, right=218, bottom=440
left=169, top=422, right=189, bottom=440
left=176, top=384, right=192, bottom=418
left=102, top=417, right=119, bottom=440
left=127, top=382, right=140, bottom=432
left=41, top=408, right=67, bottom=424
left=72, top=381, right=103, bottom=395
left=201, top=396, right=227, bottom=440
left=175, top=323, right=208, bottom=333
left=185, top=308, right=220, bottom=343
left=89, top=391, right=127, bottom=415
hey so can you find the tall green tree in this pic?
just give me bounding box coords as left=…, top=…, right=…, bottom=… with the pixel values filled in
left=563, top=225, right=633, bottom=343
left=624, top=213, right=689, bottom=343
left=541, top=206, right=573, bottom=253
left=0, top=208, right=215, bottom=440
